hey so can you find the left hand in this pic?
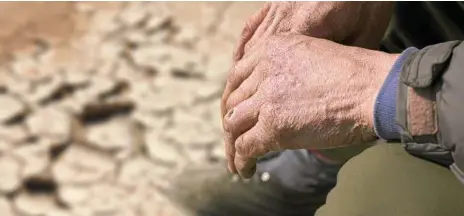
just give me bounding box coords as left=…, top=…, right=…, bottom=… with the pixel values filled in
left=222, top=34, right=399, bottom=178
left=232, top=2, right=395, bottom=62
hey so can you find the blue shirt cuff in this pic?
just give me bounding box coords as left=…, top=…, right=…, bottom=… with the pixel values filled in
left=373, top=47, right=419, bottom=140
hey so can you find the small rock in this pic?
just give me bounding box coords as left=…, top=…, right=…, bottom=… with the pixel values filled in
left=0, top=196, right=15, bottom=216
left=13, top=140, right=51, bottom=179
left=52, top=145, right=116, bottom=185
left=26, top=107, right=72, bottom=144
left=0, top=155, right=21, bottom=193
left=144, top=130, right=182, bottom=165
left=14, top=193, right=56, bottom=216
left=0, top=124, right=29, bottom=144
left=85, top=119, right=136, bottom=160
left=0, top=95, right=26, bottom=123
left=118, top=157, right=171, bottom=189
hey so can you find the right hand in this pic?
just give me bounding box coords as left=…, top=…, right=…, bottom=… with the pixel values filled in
left=223, top=34, right=399, bottom=178
left=232, top=2, right=395, bottom=62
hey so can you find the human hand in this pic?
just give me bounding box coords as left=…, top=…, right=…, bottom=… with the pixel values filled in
left=233, top=2, right=395, bottom=62
left=222, top=34, right=399, bottom=178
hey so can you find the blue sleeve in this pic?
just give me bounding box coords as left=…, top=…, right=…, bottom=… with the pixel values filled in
left=373, top=47, right=419, bottom=140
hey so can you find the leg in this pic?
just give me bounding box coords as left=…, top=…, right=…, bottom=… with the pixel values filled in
left=316, top=143, right=464, bottom=216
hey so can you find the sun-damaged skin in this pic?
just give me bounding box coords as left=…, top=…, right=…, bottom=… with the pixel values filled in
left=222, top=34, right=399, bottom=178
left=230, top=2, right=395, bottom=63
left=221, top=2, right=396, bottom=176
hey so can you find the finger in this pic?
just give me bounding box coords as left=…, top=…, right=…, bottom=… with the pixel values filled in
left=221, top=53, right=259, bottom=118
left=225, top=72, right=260, bottom=113
left=224, top=95, right=260, bottom=138
left=224, top=131, right=237, bottom=173
left=232, top=3, right=271, bottom=62
left=234, top=121, right=272, bottom=179
left=223, top=96, right=260, bottom=174
left=243, top=4, right=282, bottom=54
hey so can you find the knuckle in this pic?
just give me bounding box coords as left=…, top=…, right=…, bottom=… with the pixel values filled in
left=223, top=117, right=236, bottom=135
left=235, top=159, right=247, bottom=174
left=225, top=92, right=240, bottom=111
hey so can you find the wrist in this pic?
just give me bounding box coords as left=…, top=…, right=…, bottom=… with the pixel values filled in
left=373, top=47, right=419, bottom=140
left=360, top=51, right=400, bottom=140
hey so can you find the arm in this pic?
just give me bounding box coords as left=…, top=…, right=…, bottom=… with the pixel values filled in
left=375, top=41, right=464, bottom=184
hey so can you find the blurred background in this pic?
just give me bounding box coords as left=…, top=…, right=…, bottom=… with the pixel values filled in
left=0, top=2, right=264, bottom=216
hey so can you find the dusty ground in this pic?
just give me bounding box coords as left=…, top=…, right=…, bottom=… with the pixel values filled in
left=0, top=2, right=264, bottom=216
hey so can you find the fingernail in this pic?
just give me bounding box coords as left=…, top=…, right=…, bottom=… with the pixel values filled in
left=228, top=163, right=237, bottom=174
left=227, top=109, right=234, bottom=118
left=251, top=164, right=256, bottom=174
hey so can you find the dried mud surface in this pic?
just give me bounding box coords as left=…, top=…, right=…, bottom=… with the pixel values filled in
left=0, top=2, right=263, bottom=216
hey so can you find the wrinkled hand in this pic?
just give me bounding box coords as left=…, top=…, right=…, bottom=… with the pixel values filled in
left=223, top=35, right=399, bottom=178
left=233, top=2, right=395, bottom=62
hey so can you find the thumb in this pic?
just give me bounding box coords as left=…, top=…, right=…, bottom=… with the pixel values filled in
left=232, top=3, right=270, bottom=62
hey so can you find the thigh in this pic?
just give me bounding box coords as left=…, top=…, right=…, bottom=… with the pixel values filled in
left=315, top=143, right=464, bottom=216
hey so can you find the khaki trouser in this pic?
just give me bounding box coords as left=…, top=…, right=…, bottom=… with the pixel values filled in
left=315, top=2, right=464, bottom=215
left=315, top=144, right=464, bottom=216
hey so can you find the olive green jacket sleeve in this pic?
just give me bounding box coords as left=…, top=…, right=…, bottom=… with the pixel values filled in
left=396, top=41, right=464, bottom=184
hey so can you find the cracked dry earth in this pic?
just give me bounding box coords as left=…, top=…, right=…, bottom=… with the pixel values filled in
left=0, top=2, right=264, bottom=216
